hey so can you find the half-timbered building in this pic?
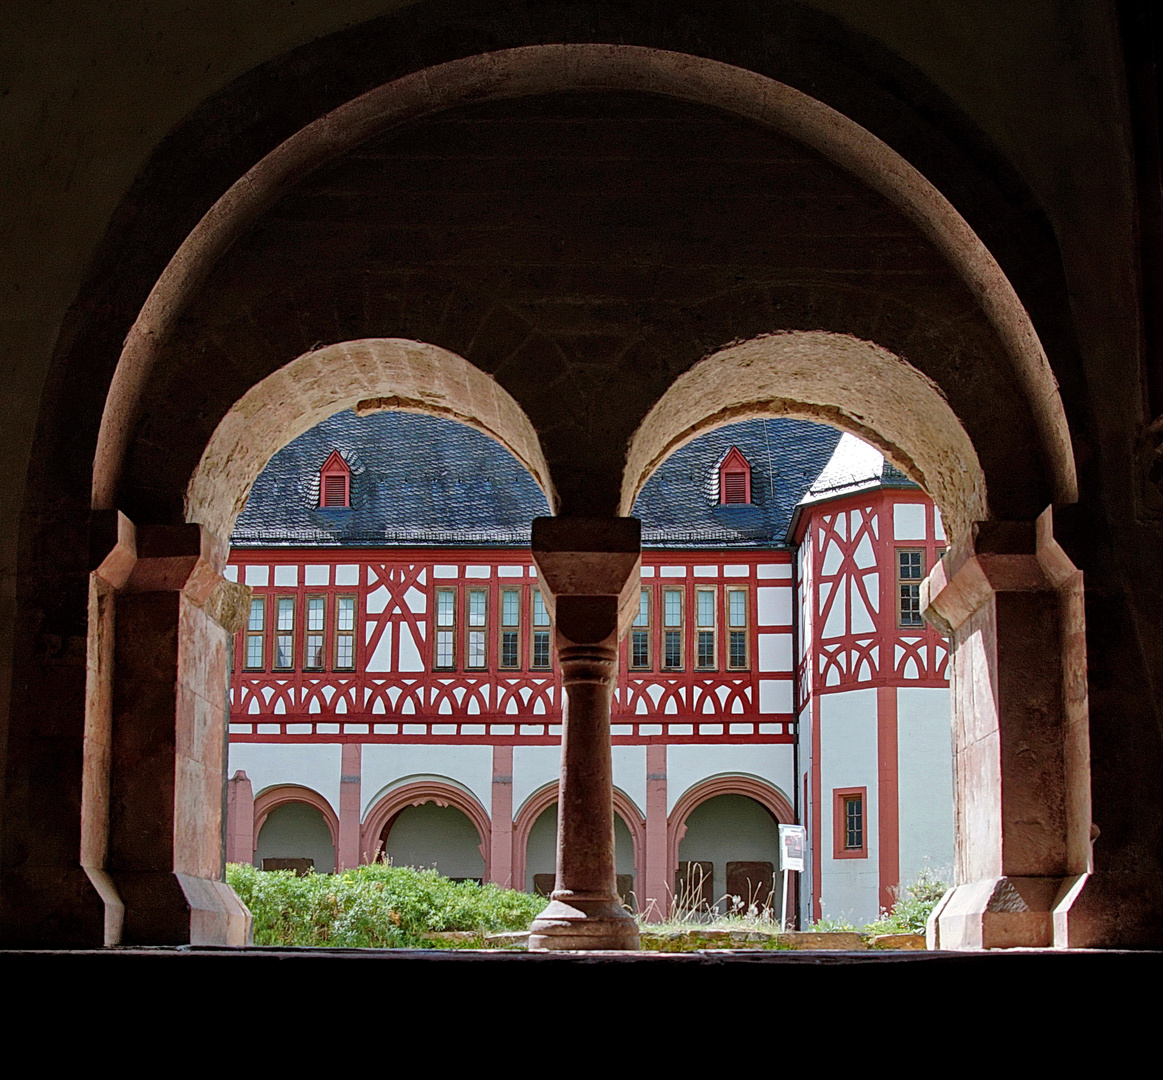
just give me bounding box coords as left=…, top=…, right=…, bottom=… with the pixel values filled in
left=224, top=411, right=952, bottom=926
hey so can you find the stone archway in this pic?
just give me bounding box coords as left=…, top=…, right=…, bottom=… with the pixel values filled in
left=361, top=779, right=491, bottom=879
left=72, top=41, right=1092, bottom=951
left=252, top=785, right=341, bottom=875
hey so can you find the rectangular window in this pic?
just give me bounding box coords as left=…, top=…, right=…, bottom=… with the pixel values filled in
left=663, top=588, right=683, bottom=670
left=435, top=588, right=455, bottom=669
left=466, top=588, right=487, bottom=668
left=500, top=588, right=520, bottom=669
left=631, top=588, right=651, bottom=670
left=833, top=787, right=868, bottom=859
left=335, top=596, right=355, bottom=669
left=274, top=596, right=295, bottom=670
left=695, top=587, right=716, bottom=669
left=245, top=597, right=265, bottom=669
left=531, top=589, right=551, bottom=669
left=897, top=549, right=925, bottom=628
left=727, top=588, right=748, bottom=670
left=305, top=596, right=325, bottom=670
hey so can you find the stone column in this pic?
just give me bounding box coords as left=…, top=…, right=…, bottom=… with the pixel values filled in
left=643, top=743, right=669, bottom=922
left=83, top=511, right=252, bottom=945
left=338, top=743, right=362, bottom=870
left=923, top=509, right=1092, bottom=949
left=528, top=517, right=641, bottom=950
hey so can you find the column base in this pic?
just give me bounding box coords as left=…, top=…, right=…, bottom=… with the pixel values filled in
left=528, top=895, right=641, bottom=951
left=1052, top=871, right=1163, bottom=949
left=0, top=866, right=108, bottom=948
left=111, top=871, right=252, bottom=946
left=927, top=876, right=1062, bottom=949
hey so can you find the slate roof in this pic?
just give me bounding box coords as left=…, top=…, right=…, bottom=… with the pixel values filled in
left=230, top=410, right=909, bottom=550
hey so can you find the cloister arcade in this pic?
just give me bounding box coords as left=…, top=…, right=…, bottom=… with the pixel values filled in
left=5, top=5, right=1161, bottom=958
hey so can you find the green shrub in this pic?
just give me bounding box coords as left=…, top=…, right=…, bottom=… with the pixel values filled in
left=227, top=862, right=544, bottom=948
left=862, top=867, right=949, bottom=935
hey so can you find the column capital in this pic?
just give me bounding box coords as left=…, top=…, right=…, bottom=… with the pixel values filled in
left=89, top=512, right=248, bottom=632
left=531, top=516, right=641, bottom=640
left=922, top=509, right=1078, bottom=634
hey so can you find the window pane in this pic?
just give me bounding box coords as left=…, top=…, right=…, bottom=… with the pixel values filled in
left=248, top=598, right=264, bottom=631
left=532, top=590, right=549, bottom=626
left=467, top=629, right=486, bottom=666
left=305, top=635, right=324, bottom=668
left=664, top=630, right=681, bottom=668
left=631, top=630, right=650, bottom=668
left=697, top=630, right=715, bottom=668
left=696, top=590, right=714, bottom=627
left=468, top=590, right=486, bottom=628
left=307, top=598, right=325, bottom=632
left=634, top=589, right=650, bottom=627
left=898, top=550, right=923, bottom=580
left=664, top=590, right=682, bottom=627
left=502, top=589, right=520, bottom=627
left=729, top=630, right=747, bottom=669
left=900, top=584, right=922, bottom=626
left=277, top=597, right=295, bottom=631
left=532, top=630, right=550, bottom=667
left=501, top=630, right=518, bottom=667
left=845, top=797, right=864, bottom=849
left=246, top=635, right=263, bottom=668
left=336, top=635, right=353, bottom=668
left=728, top=591, right=746, bottom=628
left=436, top=630, right=453, bottom=668
left=436, top=589, right=455, bottom=627
left=275, top=635, right=293, bottom=669
left=337, top=596, right=355, bottom=632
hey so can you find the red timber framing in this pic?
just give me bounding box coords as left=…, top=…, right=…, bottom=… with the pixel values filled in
left=793, top=490, right=949, bottom=921
left=793, top=491, right=948, bottom=702
left=227, top=548, right=797, bottom=746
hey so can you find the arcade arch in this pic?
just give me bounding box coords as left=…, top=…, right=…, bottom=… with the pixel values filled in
left=252, top=786, right=340, bottom=875
left=68, top=39, right=1091, bottom=951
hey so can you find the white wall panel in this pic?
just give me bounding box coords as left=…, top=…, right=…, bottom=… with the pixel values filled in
left=361, top=743, right=493, bottom=818
left=230, top=742, right=342, bottom=816
left=513, top=745, right=563, bottom=816
left=893, top=503, right=926, bottom=540
left=667, top=744, right=794, bottom=814
left=896, top=686, right=954, bottom=886
left=757, top=586, right=792, bottom=626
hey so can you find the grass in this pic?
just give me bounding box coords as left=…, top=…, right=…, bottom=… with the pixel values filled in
left=227, top=862, right=543, bottom=948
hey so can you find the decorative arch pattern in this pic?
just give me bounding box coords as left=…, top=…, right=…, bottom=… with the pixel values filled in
left=360, top=779, right=491, bottom=875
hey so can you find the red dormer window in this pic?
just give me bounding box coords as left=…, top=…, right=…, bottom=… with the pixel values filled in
left=319, top=450, right=351, bottom=508
left=719, top=447, right=752, bottom=505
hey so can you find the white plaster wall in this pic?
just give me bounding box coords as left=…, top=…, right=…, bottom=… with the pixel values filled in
left=896, top=686, right=954, bottom=886
left=667, top=744, right=795, bottom=815
left=612, top=744, right=646, bottom=816
left=360, top=743, right=493, bottom=819
left=818, top=688, right=880, bottom=925
left=382, top=801, right=486, bottom=879
left=229, top=743, right=342, bottom=816
left=513, top=745, right=563, bottom=816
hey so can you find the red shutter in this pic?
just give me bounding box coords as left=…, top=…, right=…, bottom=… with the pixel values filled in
left=723, top=471, right=747, bottom=503
left=323, top=473, right=347, bottom=507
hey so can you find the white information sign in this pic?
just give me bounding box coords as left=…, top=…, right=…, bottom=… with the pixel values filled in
left=779, top=823, right=806, bottom=873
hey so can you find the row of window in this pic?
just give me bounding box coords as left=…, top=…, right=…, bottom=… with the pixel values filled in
left=243, top=594, right=356, bottom=672
left=237, top=550, right=941, bottom=672
left=629, top=586, right=750, bottom=672
left=434, top=586, right=553, bottom=671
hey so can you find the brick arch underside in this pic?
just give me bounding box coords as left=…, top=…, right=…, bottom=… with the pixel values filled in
left=252, top=785, right=340, bottom=853
left=512, top=783, right=646, bottom=898
left=361, top=781, right=492, bottom=877
left=92, top=45, right=1072, bottom=531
